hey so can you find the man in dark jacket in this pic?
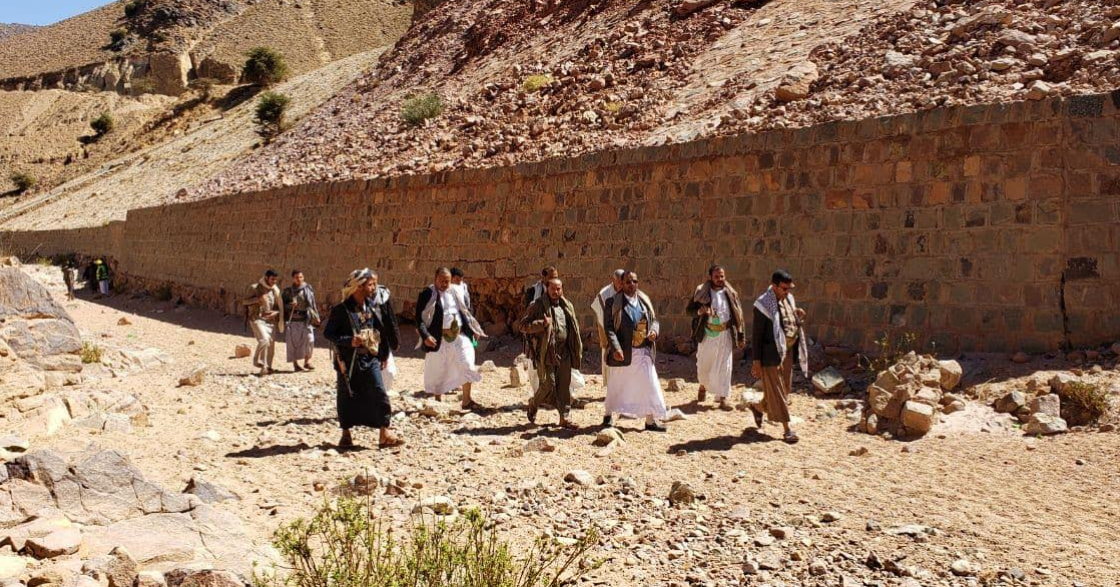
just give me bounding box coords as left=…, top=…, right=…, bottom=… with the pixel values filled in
left=750, top=269, right=809, bottom=444
left=416, top=267, right=487, bottom=409
left=323, top=268, right=403, bottom=449
left=603, top=271, right=668, bottom=431
left=518, top=278, right=583, bottom=428
left=686, top=265, right=746, bottom=409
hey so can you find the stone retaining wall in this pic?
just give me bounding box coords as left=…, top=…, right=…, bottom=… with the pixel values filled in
left=5, top=92, right=1120, bottom=353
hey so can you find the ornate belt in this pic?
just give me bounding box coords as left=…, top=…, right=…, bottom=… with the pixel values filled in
left=706, top=321, right=728, bottom=333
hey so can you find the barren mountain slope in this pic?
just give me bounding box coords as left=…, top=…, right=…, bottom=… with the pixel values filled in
left=0, top=23, right=37, bottom=41
left=0, top=90, right=177, bottom=194
left=2, top=48, right=390, bottom=230
left=0, top=0, right=411, bottom=83
left=193, top=0, right=1120, bottom=198
left=0, top=4, right=125, bottom=80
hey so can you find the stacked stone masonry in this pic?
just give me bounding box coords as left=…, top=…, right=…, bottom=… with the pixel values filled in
left=5, top=92, right=1119, bottom=353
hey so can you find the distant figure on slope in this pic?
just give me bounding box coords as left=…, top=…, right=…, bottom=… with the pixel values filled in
left=687, top=265, right=746, bottom=411
left=416, top=267, right=486, bottom=410
left=518, top=277, right=583, bottom=428
left=323, top=268, right=403, bottom=449
left=750, top=269, right=809, bottom=444
left=282, top=269, right=319, bottom=372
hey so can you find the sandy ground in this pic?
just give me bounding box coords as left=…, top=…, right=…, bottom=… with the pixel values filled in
left=20, top=271, right=1120, bottom=587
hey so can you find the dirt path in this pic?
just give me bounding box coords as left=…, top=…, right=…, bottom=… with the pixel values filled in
left=26, top=281, right=1120, bottom=586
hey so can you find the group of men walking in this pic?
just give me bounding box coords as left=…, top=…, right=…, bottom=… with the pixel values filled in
left=241, top=264, right=809, bottom=448
left=519, top=264, right=808, bottom=443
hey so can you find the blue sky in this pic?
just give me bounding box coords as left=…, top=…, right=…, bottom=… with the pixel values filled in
left=1, top=1, right=114, bottom=26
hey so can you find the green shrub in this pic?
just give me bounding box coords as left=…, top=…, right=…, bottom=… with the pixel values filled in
left=81, top=342, right=103, bottom=364
left=91, top=112, right=115, bottom=137
left=521, top=74, right=554, bottom=93
left=256, top=498, right=598, bottom=587
left=243, top=47, right=289, bottom=86
left=109, top=28, right=130, bottom=51
left=1059, top=381, right=1109, bottom=426
left=10, top=172, right=35, bottom=194
left=254, top=91, right=291, bottom=140
left=401, top=93, right=443, bottom=126
left=123, top=0, right=147, bottom=18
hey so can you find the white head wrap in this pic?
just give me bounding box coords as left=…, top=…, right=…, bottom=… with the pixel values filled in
left=342, top=268, right=374, bottom=300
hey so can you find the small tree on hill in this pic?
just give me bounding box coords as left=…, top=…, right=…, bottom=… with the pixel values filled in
left=243, top=47, right=289, bottom=86
left=9, top=172, right=36, bottom=194
left=254, top=91, right=291, bottom=141
left=91, top=112, right=115, bottom=138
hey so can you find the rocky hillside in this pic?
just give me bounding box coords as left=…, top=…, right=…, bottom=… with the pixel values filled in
left=0, top=24, right=37, bottom=41
left=194, top=0, right=1120, bottom=198
left=0, top=0, right=411, bottom=202
left=0, top=0, right=411, bottom=95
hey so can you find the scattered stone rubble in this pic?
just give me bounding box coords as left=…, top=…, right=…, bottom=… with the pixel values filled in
left=859, top=353, right=962, bottom=437
left=196, top=0, right=1120, bottom=197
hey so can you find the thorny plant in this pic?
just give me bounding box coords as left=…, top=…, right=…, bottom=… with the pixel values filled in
left=255, top=495, right=600, bottom=587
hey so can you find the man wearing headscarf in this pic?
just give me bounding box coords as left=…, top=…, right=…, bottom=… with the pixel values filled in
left=604, top=271, right=669, bottom=432
left=751, top=269, right=809, bottom=444
left=324, top=268, right=403, bottom=449
left=687, top=265, right=746, bottom=410
left=416, top=267, right=487, bottom=409
left=282, top=269, right=318, bottom=372
left=241, top=269, right=284, bottom=377
left=590, top=268, right=626, bottom=425
left=94, top=259, right=110, bottom=297
left=518, top=277, right=583, bottom=428
left=368, top=271, right=401, bottom=390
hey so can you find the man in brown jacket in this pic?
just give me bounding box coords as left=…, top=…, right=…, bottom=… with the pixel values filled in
left=518, top=278, right=583, bottom=428
left=242, top=269, right=285, bottom=377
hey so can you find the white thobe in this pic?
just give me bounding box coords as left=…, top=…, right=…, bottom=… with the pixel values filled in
left=424, top=288, right=481, bottom=395
left=696, top=289, right=734, bottom=399
left=605, top=296, right=667, bottom=419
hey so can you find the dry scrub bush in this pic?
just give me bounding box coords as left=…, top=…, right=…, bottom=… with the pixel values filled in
left=9, top=172, right=36, bottom=194
left=401, top=93, right=443, bottom=126
left=243, top=47, right=290, bottom=86
left=81, top=342, right=103, bottom=364
left=255, top=92, right=292, bottom=141
left=521, top=74, right=554, bottom=93
left=1058, top=381, right=1108, bottom=426
left=256, top=498, right=599, bottom=587
left=91, top=113, right=115, bottom=138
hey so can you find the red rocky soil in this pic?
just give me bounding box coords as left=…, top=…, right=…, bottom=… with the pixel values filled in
left=195, top=0, right=1120, bottom=198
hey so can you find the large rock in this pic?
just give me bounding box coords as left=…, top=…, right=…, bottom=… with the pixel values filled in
left=593, top=428, right=624, bottom=447
left=900, top=401, right=935, bottom=434
left=26, top=527, right=82, bottom=558
left=82, top=546, right=138, bottom=587
left=1023, top=414, right=1067, bottom=435
left=0, top=554, right=30, bottom=577
left=411, top=496, right=455, bottom=516
left=938, top=360, right=962, bottom=391
left=1030, top=394, right=1060, bottom=417
left=811, top=367, right=848, bottom=395
left=994, top=391, right=1026, bottom=414
left=0, top=268, right=82, bottom=378
left=668, top=481, right=696, bottom=505
left=148, top=52, right=192, bottom=96
left=171, top=569, right=244, bottom=587
left=183, top=476, right=238, bottom=504
left=563, top=470, right=595, bottom=486
left=775, top=61, right=819, bottom=102
left=178, top=365, right=207, bottom=387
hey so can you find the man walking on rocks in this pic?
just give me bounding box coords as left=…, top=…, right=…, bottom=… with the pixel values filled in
left=282, top=270, right=318, bottom=372
left=324, top=268, right=403, bottom=449
left=604, top=271, right=668, bottom=432
left=591, top=269, right=626, bottom=423
left=242, top=269, right=284, bottom=377
left=518, top=278, right=583, bottom=428
left=417, top=267, right=486, bottom=409
left=687, top=265, right=746, bottom=410
left=369, top=271, right=401, bottom=390
left=750, top=269, right=809, bottom=444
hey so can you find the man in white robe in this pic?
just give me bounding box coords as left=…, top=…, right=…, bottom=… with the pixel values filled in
left=416, top=267, right=487, bottom=409
left=591, top=269, right=626, bottom=426
left=687, top=265, right=746, bottom=410
left=604, top=271, right=668, bottom=431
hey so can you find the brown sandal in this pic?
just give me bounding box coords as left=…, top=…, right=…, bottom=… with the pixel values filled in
left=379, top=435, right=405, bottom=449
